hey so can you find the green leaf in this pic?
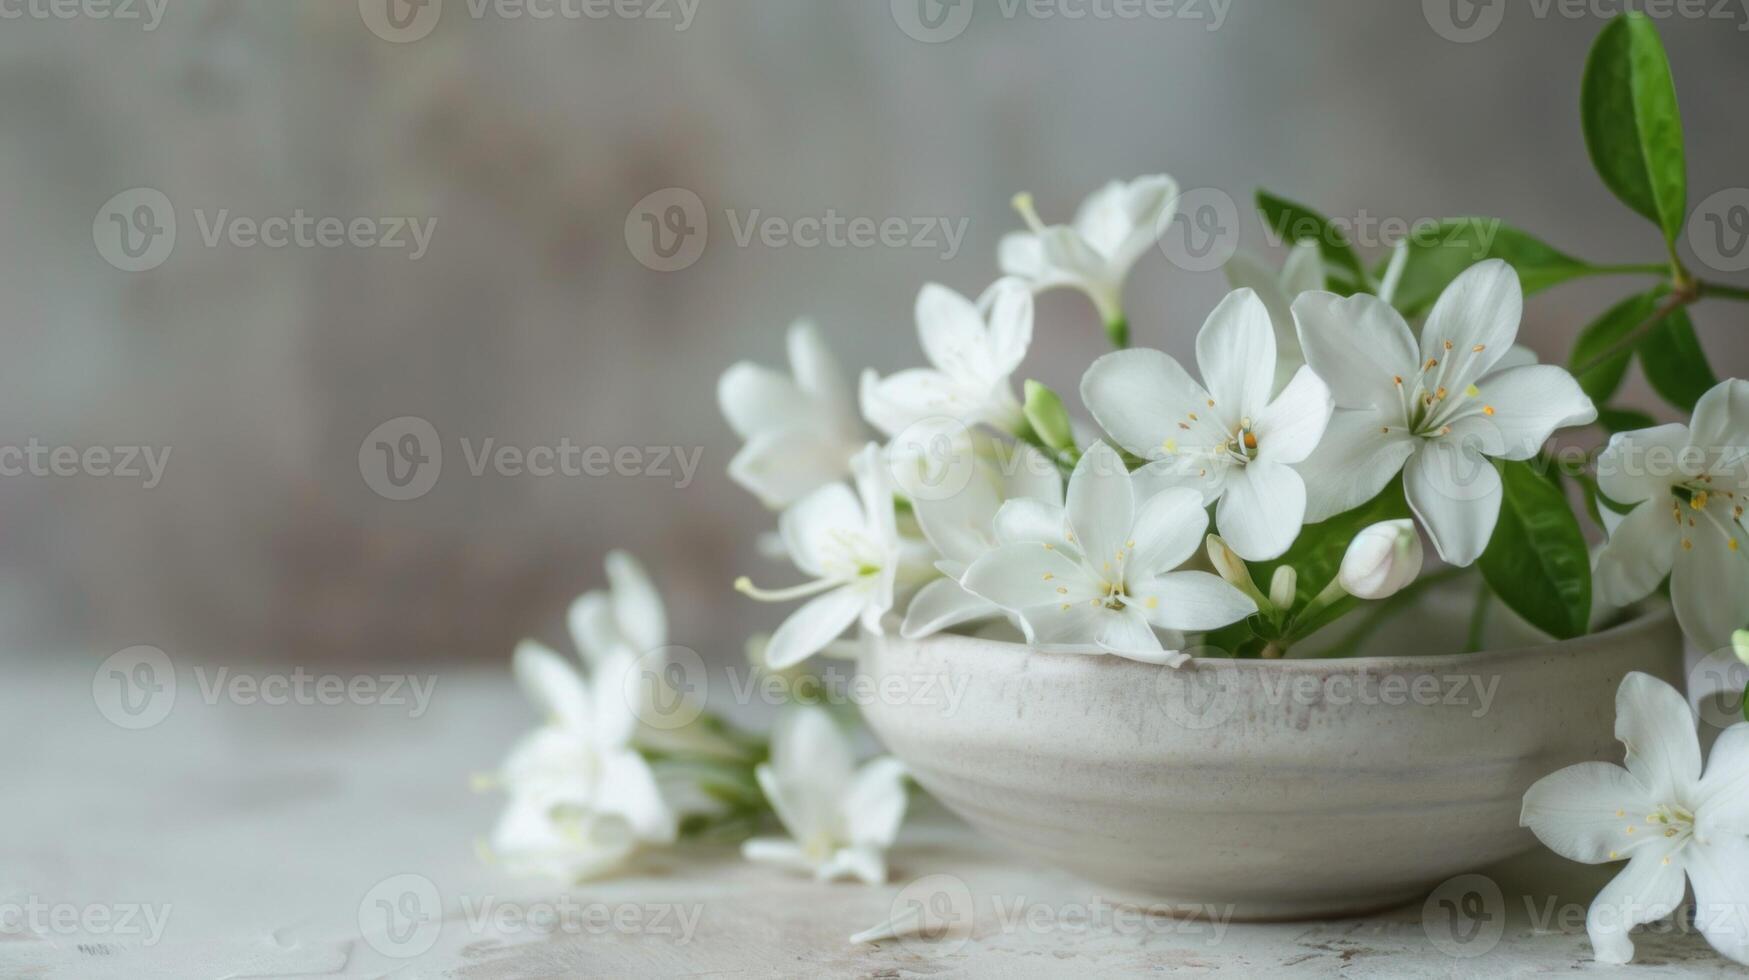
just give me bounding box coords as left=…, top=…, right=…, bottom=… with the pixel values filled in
left=1390, top=220, right=1604, bottom=318
left=1257, top=190, right=1368, bottom=289
left=1256, top=477, right=1410, bottom=612
left=1597, top=407, right=1657, bottom=433
left=1479, top=461, right=1593, bottom=640
left=1581, top=14, right=1687, bottom=244
left=1639, top=306, right=1716, bottom=412
left=1569, top=290, right=1661, bottom=404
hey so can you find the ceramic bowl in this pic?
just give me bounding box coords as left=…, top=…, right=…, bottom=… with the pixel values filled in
left=858, top=600, right=1683, bottom=920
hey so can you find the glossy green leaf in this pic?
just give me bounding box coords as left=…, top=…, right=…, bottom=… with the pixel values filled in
left=1257, top=190, right=1367, bottom=288
left=1390, top=220, right=1603, bottom=318
left=1479, top=461, right=1593, bottom=640
left=1569, top=290, right=1661, bottom=404
left=1597, top=407, right=1657, bottom=434
left=1582, top=14, right=1687, bottom=244
left=1639, top=307, right=1716, bottom=412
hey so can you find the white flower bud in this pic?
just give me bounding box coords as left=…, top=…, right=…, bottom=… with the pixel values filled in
left=1339, top=520, right=1424, bottom=601
left=1735, top=630, right=1749, bottom=667
left=1269, top=566, right=1298, bottom=611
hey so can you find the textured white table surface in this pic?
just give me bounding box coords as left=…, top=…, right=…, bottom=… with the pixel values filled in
left=6, top=659, right=1741, bottom=978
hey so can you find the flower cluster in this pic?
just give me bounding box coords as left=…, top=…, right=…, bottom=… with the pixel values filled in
left=717, top=174, right=1747, bottom=670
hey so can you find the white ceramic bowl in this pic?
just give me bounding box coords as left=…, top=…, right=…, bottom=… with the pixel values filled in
left=859, top=602, right=1683, bottom=920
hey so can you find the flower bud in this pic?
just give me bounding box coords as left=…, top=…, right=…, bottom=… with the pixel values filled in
left=1207, top=535, right=1267, bottom=608
left=1338, top=519, right=1424, bottom=601
left=1735, top=630, right=1749, bottom=666
left=1269, top=566, right=1298, bottom=612
left=1022, top=380, right=1076, bottom=453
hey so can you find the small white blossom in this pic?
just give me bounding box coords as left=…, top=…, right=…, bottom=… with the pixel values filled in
left=860, top=280, right=1033, bottom=438
left=1338, top=519, right=1425, bottom=600
left=720, top=320, right=866, bottom=509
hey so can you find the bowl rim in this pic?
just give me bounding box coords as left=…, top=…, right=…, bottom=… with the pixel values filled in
left=879, top=598, right=1676, bottom=676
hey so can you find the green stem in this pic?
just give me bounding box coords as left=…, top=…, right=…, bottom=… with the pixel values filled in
left=1106, top=315, right=1130, bottom=350
left=1701, top=280, right=1749, bottom=303
left=1570, top=285, right=1698, bottom=379
left=1465, top=581, right=1491, bottom=654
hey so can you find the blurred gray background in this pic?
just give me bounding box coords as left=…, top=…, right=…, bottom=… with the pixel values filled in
left=4, top=0, right=1746, bottom=667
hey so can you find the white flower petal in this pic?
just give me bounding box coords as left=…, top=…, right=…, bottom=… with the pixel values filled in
left=590, top=650, right=639, bottom=749
left=1586, top=847, right=1687, bottom=965
left=1128, top=487, right=1210, bottom=577
left=730, top=426, right=858, bottom=510
left=1224, top=252, right=1305, bottom=395
left=1448, top=365, right=1597, bottom=462
left=741, top=836, right=815, bottom=874
left=1594, top=501, right=1678, bottom=608
left=1214, top=460, right=1306, bottom=562
left=915, top=283, right=993, bottom=384
left=980, top=278, right=1034, bottom=380
left=1296, top=409, right=1416, bottom=522
left=492, top=792, right=638, bottom=882
left=1195, top=288, right=1277, bottom=419
left=992, top=498, right=1069, bottom=546
left=1081, top=348, right=1217, bottom=460
left=604, top=551, right=666, bottom=652
left=762, top=706, right=856, bottom=844
left=1697, top=724, right=1749, bottom=839
left=1615, top=672, right=1702, bottom=805
left=816, top=845, right=888, bottom=885
left=911, top=467, right=1002, bottom=564
left=1092, top=609, right=1170, bottom=663
left=1281, top=240, right=1325, bottom=295
left=1404, top=441, right=1502, bottom=567
left=764, top=586, right=867, bottom=670
left=1685, top=835, right=1749, bottom=965
left=779, top=483, right=865, bottom=577
left=567, top=591, right=618, bottom=667
left=1024, top=600, right=1110, bottom=650
left=963, top=542, right=1101, bottom=610
left=1252, top=365, right=1333, bottom=466
left=1291, top=291, right=1420, bottom=414
left=597, top=748, right=676, bottom=844
left=998, top=232, right=1058, bottom=283
left=1132, top=455, right=1230, bottom=507
left=1132, top=570, right=1257, bottom=632
left=513, top=640, right=592, bottom=731
left=787, top=320, right=851, bottom=412
left=718, top=363, right=810, bottom=440
left=1519, top=761, right=1656, bottom=864
left=1419, top=259, right=1521, bottom=393
left=1597, top=424, right=1691, bottom=507
left=1691, top=379, right=1749, bottom=477
left=844, top=756, right=910, bottom=848
left=1672, top=517, right=1749, bottom=652
left=1066, top=442, right=1137, bottom=573
left=998, top=441, right=1065, bottom=506
left=901, top=577, right=1000, bottom=639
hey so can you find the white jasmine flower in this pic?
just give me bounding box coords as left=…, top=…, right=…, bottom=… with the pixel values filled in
left=1521, top=672, right=1749, bottom=965
left=1593, top=379, right=1749, bottom=650
left=1293, top=260, right=1597, bottom=566
left=1338, top=519, right=1425, bottom=601
left=1080, top=288, right=1334, bottom=561
left=999, top=175, right=1178, bottom=344
left=902, top=440, right=1064, bottom=639
left=564, top=552, right=745, bottom=761
left=961, top=441, right=1256, bottom=665
left=736, top=445, right=902, bottom=670
left=742, top=705, right=908, bottom=885
left=1222, top=240, right=1325, bottom=392
left=860, top=280, right=1033, bottom=438
left=489, top=641, right=676, bottom=882
left=720, top=320, right=866, bottom=509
